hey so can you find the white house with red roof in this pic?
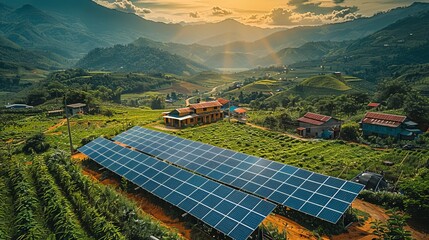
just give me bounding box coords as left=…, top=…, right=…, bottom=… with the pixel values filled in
left=360, top=112, right=422, bottom=140
left=297, top=112, right=342, bottom=139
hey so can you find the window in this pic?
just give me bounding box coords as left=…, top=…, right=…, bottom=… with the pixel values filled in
left=203, top=108, right=207, bottom=111
left=190, top=118, right=194, bottom=123
left=214, top=106, right=218, bottom=109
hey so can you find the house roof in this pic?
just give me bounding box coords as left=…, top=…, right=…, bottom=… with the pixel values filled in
left=67, top=103, right=86, bottom=108
left=217, top=98, right=229, bottom=105
left=361, top=112, right=407, bottom=128
left=48, top=109, right=64, bottom=114
left=176, top=107, right=193, bottom=114
left=5, top=103, right=33, bottom=108
left=163, top=114, right=198, bottom=121
left=367, top=102, right=380, bottom=107
left=234, top=108, right=247, bottom=114
left=189, top=101, right=222, bottom=109
left=297, top=112, right=333, bottom=126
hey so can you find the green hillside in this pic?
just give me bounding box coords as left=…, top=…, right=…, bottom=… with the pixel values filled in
left=300, top=75, right=351, bottom=91
left=76, top=45, right=209, bottom=75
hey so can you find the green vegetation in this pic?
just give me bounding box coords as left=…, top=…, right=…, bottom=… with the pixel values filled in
left=300, top=75, right=351, bottom=91
left=76, top=45, right=208, bottom=75
left=176, top=121, right=428, bottom=180
left=371, top=209, right=412, bottom=240
left=7, top=160, right=45, bottom=240
left=262, top=222, right=288, bottom=240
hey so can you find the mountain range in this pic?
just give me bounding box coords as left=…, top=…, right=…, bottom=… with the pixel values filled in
left=1, top=0, right=429, bottom=73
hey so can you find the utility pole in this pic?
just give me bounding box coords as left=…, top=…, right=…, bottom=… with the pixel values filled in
left=228, top=99, right=231, bottom=122
left=64, top=95, right=73, bottom=155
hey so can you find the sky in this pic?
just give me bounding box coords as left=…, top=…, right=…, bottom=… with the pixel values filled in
left=93, top=0, right=429, bottom=27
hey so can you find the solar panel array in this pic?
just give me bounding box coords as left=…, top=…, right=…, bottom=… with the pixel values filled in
left=78, top=137, right=276, bottom=240
left=113, top=127, right=365, bottom=224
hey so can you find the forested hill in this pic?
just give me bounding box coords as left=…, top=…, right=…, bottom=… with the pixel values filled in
left=0, top=35, right=66, bottom=70
left=75, top=44, right=210, bottom=75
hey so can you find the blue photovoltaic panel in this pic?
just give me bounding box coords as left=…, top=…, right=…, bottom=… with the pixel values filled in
left=78, top=138, right=276, bottom=240
left=113, top=127, right=365, bottom=224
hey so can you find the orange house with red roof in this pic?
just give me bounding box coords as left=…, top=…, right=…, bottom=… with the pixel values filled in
left=163, top=101, right=224, bottom=128
left=297, top=112, right=342, bottom=139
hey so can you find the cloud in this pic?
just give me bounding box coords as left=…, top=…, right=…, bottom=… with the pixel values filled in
left=255, top=4, right=361, bottom=26
left=189, top=11, right=200, bottom=18
left=211, top=6, right=233, bottom=16
left=264, top=8, right=295, bottom=25
left=94, top=0, right=151, bottom=15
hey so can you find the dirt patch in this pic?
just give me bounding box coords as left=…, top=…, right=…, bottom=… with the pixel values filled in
left=46, top=131, right=63, bottom=136
left=333, top=199, right=428, bottom=240
left=45, top=118, right=67, bottom=132
left=264, top=214, right=328, bottom=240
left=72, top=153, right=88, bottom=162
left=82, top=167, right=190, bottom=239
left=151, top=124, right=181, bottom=132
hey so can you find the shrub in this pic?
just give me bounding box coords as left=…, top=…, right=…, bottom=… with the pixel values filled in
left=22, top=133, right=50, bottom=154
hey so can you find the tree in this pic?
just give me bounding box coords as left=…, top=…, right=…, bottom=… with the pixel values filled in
left=22, top=133, right=50, bottom=154
left=340, top=123, right=360, bottom=141
left=281, top=97, right=290, bottom=108
left=386, top=93, right=404, bottom=109
left=239, top=91, right=244, bottom=103
left=269, top=101, right=279, bottom=111
left=150, top=97, right=165, bottom=109
left=403, top=94, right=429, bottom=123
left=26, top=90, right=48, bottom=106
left=263, top=116, right=278, bottom=129
left=278, top=113, right=293, bottom=130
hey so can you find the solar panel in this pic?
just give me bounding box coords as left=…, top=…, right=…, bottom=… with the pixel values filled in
left=113, top=127, right=365, bottom=224
left=78, top=138, right=276, bottom=240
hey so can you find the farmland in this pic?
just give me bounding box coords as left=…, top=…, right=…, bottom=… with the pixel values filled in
left=175, top=121, right=428, bottom=181
left=1, top=104, right=428, bottom=239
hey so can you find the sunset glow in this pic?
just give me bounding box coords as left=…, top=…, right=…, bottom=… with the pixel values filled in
left=94, top=0, right=429, bottom=26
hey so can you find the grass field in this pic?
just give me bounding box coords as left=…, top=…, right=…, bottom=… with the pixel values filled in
left=300, top=75, right=351, bottom=91
left=185, top=71, right=237, bottom=88
left=231, top=79, right=282, bottom=93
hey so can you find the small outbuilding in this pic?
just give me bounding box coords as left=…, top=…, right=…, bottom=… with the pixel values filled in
left=66, top=103, right=87, bottom=116
left=233, top=108, right=247, bottom=123
left=360, top=112, right=422, bottom=140
left=352, top=172, right=388, bottom=191
left=297, top=112, right=342, bottom=139
left=367, top=102, right=380, bottom=109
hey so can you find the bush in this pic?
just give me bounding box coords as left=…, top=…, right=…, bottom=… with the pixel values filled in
left=22, top=133, right=50, bottom=154
left=358, top=190, right=405, bottom=209
left=340, top=123, right=360, bottom=141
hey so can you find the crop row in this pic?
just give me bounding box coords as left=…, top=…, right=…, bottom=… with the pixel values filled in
left=45, top=152, right=125, bottom=240
left=32, top=160, right=89, bottom=240
left=0, top=175, right=13, bottom=239
left=46, top=151, right=182, bottom=240
left=7, top=160, right=45, bottom=240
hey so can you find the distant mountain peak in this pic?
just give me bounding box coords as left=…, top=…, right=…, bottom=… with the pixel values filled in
left=15, top=4, right=41, bottom=13
left=9, top=3, right=58, bottom=25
